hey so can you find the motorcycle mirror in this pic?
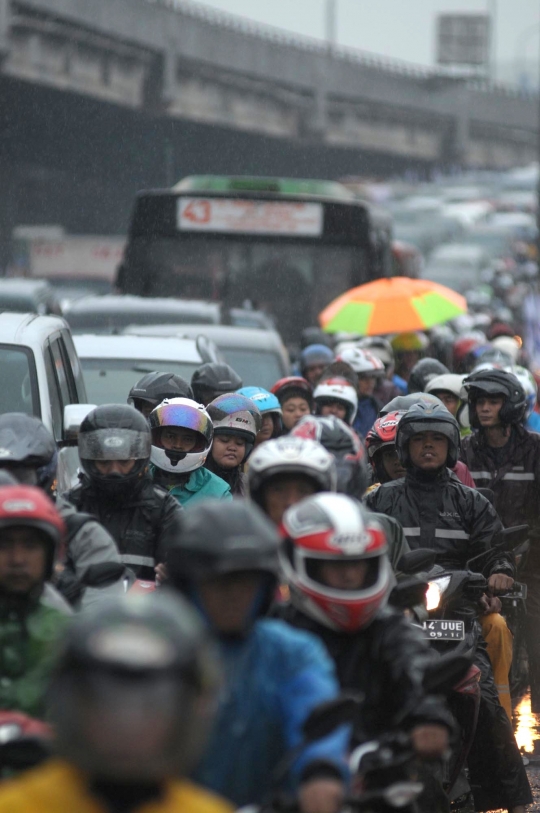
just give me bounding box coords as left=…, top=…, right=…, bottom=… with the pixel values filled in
left=388, top=578, right=427, bottom=610
left=81, top=562, right=126, bottom=588
left=492, top=525, right=529, bottom=550
left=302, top=695, right=361, bottom=742
left=422, top=653, right=472, bottom=695
left=476, top=487, right=495, bottom=505
left=397, top=549, right=436, bottom=575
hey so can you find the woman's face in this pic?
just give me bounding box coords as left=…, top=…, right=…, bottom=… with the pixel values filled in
left=281, top=397, right=311, bottom=431
left=212, top=434, right=246, bottom=468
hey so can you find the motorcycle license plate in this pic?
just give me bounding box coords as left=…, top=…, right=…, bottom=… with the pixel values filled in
left=422, top=620, right=465, bottom=640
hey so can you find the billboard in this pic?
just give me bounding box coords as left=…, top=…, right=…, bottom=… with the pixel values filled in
left=437, top=14, right=491, bottom=67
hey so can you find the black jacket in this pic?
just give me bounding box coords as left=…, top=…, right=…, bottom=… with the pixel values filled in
left=64, top=475, right=183, bottom=580
left=460, top=425, right=540, bottom=565
left=276, top=603, right=454, bottom=742
left=366, top=467, right=511, bottom=576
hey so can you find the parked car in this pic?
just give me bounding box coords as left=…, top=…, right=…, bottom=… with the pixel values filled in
left=0, top=279, right=62, bottom=316
left=123, top=324, right=289, bottom=390
left=423, top=244, right=493, bottom=293
left=73, top=334, right=222, bottom=405
left=0, top=312, right=94, bottom=491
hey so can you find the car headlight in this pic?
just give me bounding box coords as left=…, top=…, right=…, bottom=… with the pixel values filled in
left=426, top=576, right=451, bottom=611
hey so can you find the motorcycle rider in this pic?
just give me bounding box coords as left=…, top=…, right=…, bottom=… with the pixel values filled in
left=335, top=347, right=385, bottom=438
left=0, top=413, right=123, bottom=607
left=167, top=500, right=348, bottom=812
left=205, top=394, right=261, bottom=496
left=237, top=387, right=283, bottom=447
left=407, top=358, right=450, bottom=394
left=391, top=332, right=429, bottom=383
left=300, top=344, right=335, bottom=386
left=0, top=591, right=232, bottom=813
left=424, top=374, right=470, bottom=437
left=271, top=377, right=313, bottom=433
left=65, top=405, right=184, bottom=581
left=277, top=493, right=453, bottom=754
left=460, top=368, right=540, bottom=712
left=366, top=402, right=531, bottom=812
left=313, top=377, right=358, bottom=427
left=128, top=372, right=194, bottom=418
left=149, top=398, right=232, bottom=505
left=191, top=362, right=243, bottom=406
left=0, top=484, right=70, bottom=719
left=357, top=336, right=407, bottom=400
left=248, top=436, right=337, bottom=525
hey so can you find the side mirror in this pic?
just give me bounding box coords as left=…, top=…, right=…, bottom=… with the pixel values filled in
left=397, top=549, right=436, bottom=575
left=388, top=578, right=428, bottom=610
left=492, top=525, right=529, bottom=550
left=62, top=404, right=96, bottom=446
left=302, top=695, right=361, bottom=742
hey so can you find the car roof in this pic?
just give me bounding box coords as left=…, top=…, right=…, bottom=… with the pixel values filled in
left=124, top=323, right=284, bottom=351
left=73, top=334, right=205, bottom=363
left=0, top=312, right=68, bottom=344
left=429, top=243, right=490, bottom=261
left=0, top=279, right=52, bottom=294
left=64, top=295, right=221, bottom=320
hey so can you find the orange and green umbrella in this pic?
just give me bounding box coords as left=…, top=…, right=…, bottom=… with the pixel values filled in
left=319, top=277, right=467, bottom=336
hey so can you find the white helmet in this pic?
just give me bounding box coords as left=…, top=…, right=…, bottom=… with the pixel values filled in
left=247, top=437, right=337, bottom=506
left=337, top=347, right=385, bottom=377
left=149, top=398, right=213, bottom=474
left=313, top=377, right=358, bottom=425
left=513, top=365, right=538, bottom=419
left=491, top=336, right=520, bottom=364
left=425, top=374, right=465, bottom=399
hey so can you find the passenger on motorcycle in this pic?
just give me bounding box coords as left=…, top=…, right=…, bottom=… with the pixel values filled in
left=424, top=374, right=470, bottom=437
left=248, top=436, right=337, bottom=525
left=460, top=367, right=540, bottom=712
left=167, top=500, right=348, bottom=812
left=391, top=332, right=429, bottom=383
left=149, top=398, right=232, bottom=505
left=335, top=347, right=385, bottom=438
left=237, top=387, right=283, bottom=447
left=357, top=336, right=407, bottom=400
left=407, top=358, right=449, bottom=394
left=0, top=485, right=70, bottom=719
left=271, top=377, right=313, bottom=433
left=128, top=371, right=194, bottom=418
left=300, top=344, right=335, bottom=387
left=366, top=402, right=531, bottom=812
left=277, top=493, right=453, bottom=754
left=0, top=591, right=232, bottom=813
left=365, top=411, right=407, bottom=488
left=205, top=394, right=261, bottom=496
left=65, top=405, right=184, bottom=580
left=0, top=413, right=124, bottom=608
left=313, top=377, right=358, bottom=426
left=191, top=362, right=243, bottom=407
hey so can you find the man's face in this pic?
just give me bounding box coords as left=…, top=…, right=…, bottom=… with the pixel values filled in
left=160, top=427, right=198, bottom=452
left=0, top=527, right=47, bottom=595
left=94, top=460, right=136, bottom=476
left=358, top=375, right=377, bottom=397
left=256, top=414, right=275, bottom=445
left=317, top=559, right=368, bottom=591
left=281, top=398, right=311, bottom=431
left=432, top=390, right=459, bottom=417
left=197, top=572, right=263, bottom=633
left=475, top=395, right=504, bottom=428
left=408, top=431, right=449, bottom=471
left=319, top=401, right=348, bottom=421
left=305, top=363, right=327, bottom=386
left=381, top=447, right=406, bottom=481
left=262, top=475, right=318, bottom=525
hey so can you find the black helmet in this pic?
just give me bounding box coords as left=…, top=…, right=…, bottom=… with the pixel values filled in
left=78, top=405, right=151, bottom=499
left=379, top=392, right=443, bottom=417
left=0, top=414, right=57, bottom=494
left=128, top=372, right=194, bottom=414
left=462, top=368, right=527, bottom=428
left=290, top=415, right=370, bottom=498
left=191, top=363, right=243, bottom=405
left=408, top=358, right=450, bottom=394
left=48, top=591, right=219, bottom=781
left=168, top=500, right=279, bottom=622
left=396, top=402, right=460, bottom=469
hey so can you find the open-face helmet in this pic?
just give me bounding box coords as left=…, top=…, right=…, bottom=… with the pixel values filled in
left=512, top=366, right=538, bottom=419
left=365, top=411, right=405, bottom=483
left=149, top=398, right=213, bottom=474
left=300, top=344, right=335, bottom=379
left=336, top=347, right=385, bottom=379
left=462, top=368, right=527, bottom=428
left=279, top=493, right=391, bottom=632
left=237, top=387, right=283, bottom=438
left=206, top=393, right=261, bottom=461
left=357, top=337, right=394, bottom=372
left=79, top=405, right=151, bottom=498
left=270, top=377, right=313, bottom=407
left=313, top=378, right=358, bottom=425
left=379, top=392, right=443, bottom=417
left=396, top=402, right=460, bottom=469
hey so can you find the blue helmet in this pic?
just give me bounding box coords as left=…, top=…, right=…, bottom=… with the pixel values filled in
left=237, top=387, right=282, bottom=439
left=300, top=344, right=334, bottom=376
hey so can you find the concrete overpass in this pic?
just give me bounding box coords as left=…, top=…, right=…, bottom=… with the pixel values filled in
left=0, top=0, right=538, bottom=260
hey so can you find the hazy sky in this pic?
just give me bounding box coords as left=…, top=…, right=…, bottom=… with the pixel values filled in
left=186, top=0, right=540, bottom=72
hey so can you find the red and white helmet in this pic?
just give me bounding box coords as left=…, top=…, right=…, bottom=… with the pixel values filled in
left=313, top=377, right=358, bottom=425
left=336, top=347, right=385, bottom=377
left=365, top=411, right=405, bottom=460
left=279, top=493, right=391, bottom=632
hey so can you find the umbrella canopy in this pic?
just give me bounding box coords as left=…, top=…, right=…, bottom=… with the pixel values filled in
left=319, top=277, right=467, bottom=336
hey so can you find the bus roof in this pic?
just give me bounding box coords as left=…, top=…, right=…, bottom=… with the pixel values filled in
left=173, top=175, right=355, bottom=201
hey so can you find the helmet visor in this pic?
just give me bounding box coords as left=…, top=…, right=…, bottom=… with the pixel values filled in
left=79, top=429, right=151, bottom=461
left=152, top=403, right=210, bottom=434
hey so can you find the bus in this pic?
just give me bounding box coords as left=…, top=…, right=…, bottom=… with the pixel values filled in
left=117, top=176, right=393, bottom=345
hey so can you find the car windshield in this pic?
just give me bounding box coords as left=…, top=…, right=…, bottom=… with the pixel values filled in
left=424, top=260, right=481, bottom=292
left=67, top=308, right=218, bottom=334
left=0, top=346, right=37, bottom=414
left=80, top=358, right=200, bottom=404
left=220, top=348, right=284, bottom=390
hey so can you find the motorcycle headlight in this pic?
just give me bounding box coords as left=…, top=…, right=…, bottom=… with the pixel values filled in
left=426, top=576, right=451, bottom=611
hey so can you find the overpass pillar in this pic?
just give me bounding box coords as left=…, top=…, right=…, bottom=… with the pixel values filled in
left=454, top=85, right=470, bottom=166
